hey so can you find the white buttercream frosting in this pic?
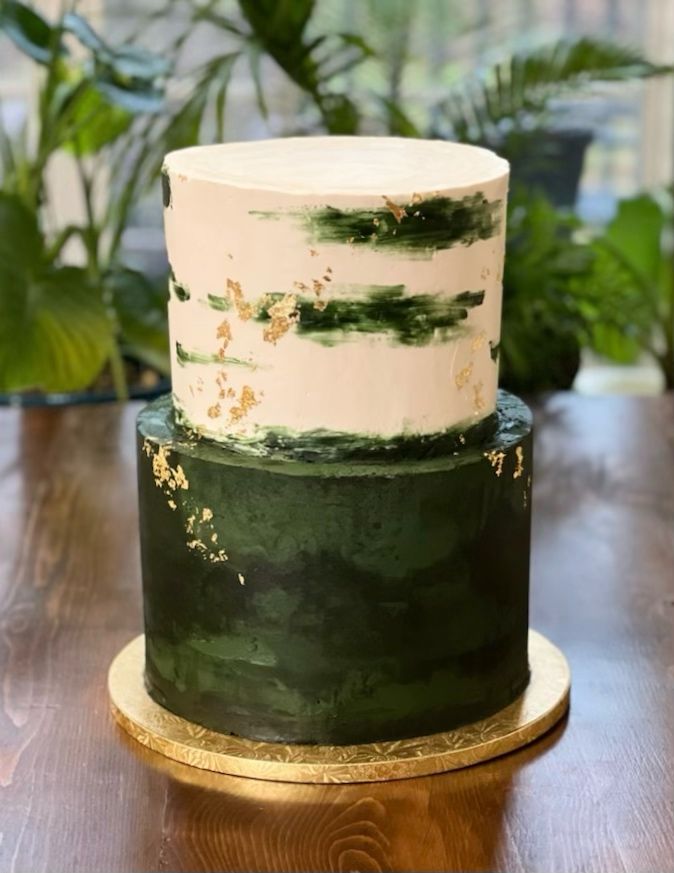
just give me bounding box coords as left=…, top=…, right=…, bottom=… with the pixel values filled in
left=162, top=136, right=509, bottom=444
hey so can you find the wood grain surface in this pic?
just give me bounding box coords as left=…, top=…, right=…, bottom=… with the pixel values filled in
left=0, top=394, right=672, bottom=873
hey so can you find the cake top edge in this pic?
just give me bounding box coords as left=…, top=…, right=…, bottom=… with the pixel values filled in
left=163, top=136, right=509, bottom=198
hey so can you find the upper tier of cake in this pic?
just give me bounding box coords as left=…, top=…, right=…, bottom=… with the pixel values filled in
left=162, top=137, right=509, bottom=451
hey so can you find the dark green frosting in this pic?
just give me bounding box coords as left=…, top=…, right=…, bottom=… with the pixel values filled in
left=205, top=293, right=230, bottom=311
left=251, top=192, right=502, bottom=256
left=161, top=168, right=172, bottom=209
left=168, top=268, right=189, bottom=302
left=137, top=392, right=532, bottom=745
left=256, top=286, right=485, bottom=347
left=173, top=398, right=499, bottom=462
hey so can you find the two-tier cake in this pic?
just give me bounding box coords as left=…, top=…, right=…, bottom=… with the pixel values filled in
left=136, top=136, right=533, bottom=745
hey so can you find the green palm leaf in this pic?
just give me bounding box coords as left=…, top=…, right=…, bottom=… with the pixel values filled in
left=440, top=38, right=672, bottom=142
left=235, top=0, right=372, bottom=133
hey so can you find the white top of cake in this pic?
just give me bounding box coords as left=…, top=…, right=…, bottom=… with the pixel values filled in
left=162, top=137, right=509, bottom=449
left=164, top=137, right=509, bottom=197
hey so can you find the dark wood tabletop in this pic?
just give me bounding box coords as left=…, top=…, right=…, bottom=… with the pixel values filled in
left=0, top=393, right=673, bottom=873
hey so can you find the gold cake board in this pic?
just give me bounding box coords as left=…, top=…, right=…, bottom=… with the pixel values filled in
left=108, top=630, right=570, bottom=784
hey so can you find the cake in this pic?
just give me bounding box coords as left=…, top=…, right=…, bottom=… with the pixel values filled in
left=137, top=137, right=533, bottom=745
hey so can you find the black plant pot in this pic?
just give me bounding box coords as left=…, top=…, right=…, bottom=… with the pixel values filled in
left=486, top=128, right=593, bottom=209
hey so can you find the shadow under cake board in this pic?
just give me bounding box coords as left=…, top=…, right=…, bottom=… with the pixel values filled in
left=108, top=630, right=570, bottom=785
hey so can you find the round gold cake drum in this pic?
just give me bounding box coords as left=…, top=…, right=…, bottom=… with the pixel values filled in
left=108, top=630, right=570, bottom=784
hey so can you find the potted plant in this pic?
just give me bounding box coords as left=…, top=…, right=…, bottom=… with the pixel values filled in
left=0, top=0, right=172, bottom=402
left=498, top=190, right=596, bottom=393
left=432, top=38, right=671, bottom=207
left=0, top=0, right=375, bottom=403
left=587, top=189, right=674, bottom=389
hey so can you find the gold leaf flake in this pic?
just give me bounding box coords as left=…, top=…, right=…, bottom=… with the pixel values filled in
left=230, top=385, right=259, bottom=424
left=209, top=549, right=228, bottom=563
left=473, top=381, right=485, bottom=412
left=227, top=278, right=254, bottom=321
left=144, top=439, right=232, bottom=566
left=263, top=293, right=299, bottom=344
left=207, top=403, right=221, bottom=419
left=150, top=444, right=188, bottom=494
left=175, top=466, right=188, bottom=490
left=471, top=331, right=487, bottom=352
left=216, top=318, right=232, bottom=350
left=513, top=446, right=524, bottom=479
left=484, top=449, right=506, bottom=477
left=383, top=196, right=407, bottom=223
left=455, top=362, right=473, bottom=390
left=238, top=573, right=245, bottom=585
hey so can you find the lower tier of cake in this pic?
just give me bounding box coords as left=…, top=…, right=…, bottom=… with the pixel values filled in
left=136, top=392, right=533, bottom=746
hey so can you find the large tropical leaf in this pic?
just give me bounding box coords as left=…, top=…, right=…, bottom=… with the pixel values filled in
left=588, top=193, right=671, bottom=367
left=61, top=83, right=133, bottom=154
left=600, top=194, right=664, bottom=289
left=0, top=0, right=62, bottom=63
left=0, top=194, right=113, bottom=393
left=93, top=76, right=164, bottom=114
left=62, top=11, right=169, bottom=114
left=61, top=9, right=107, bottom=54
left=107, top=266, right=170, bottom=375
left=440, top=38, right=673, bottom=141
left=62, top=12, right=171, bottom=82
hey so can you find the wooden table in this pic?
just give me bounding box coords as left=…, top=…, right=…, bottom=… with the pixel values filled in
left=0, top=394, right=672, bottom=873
